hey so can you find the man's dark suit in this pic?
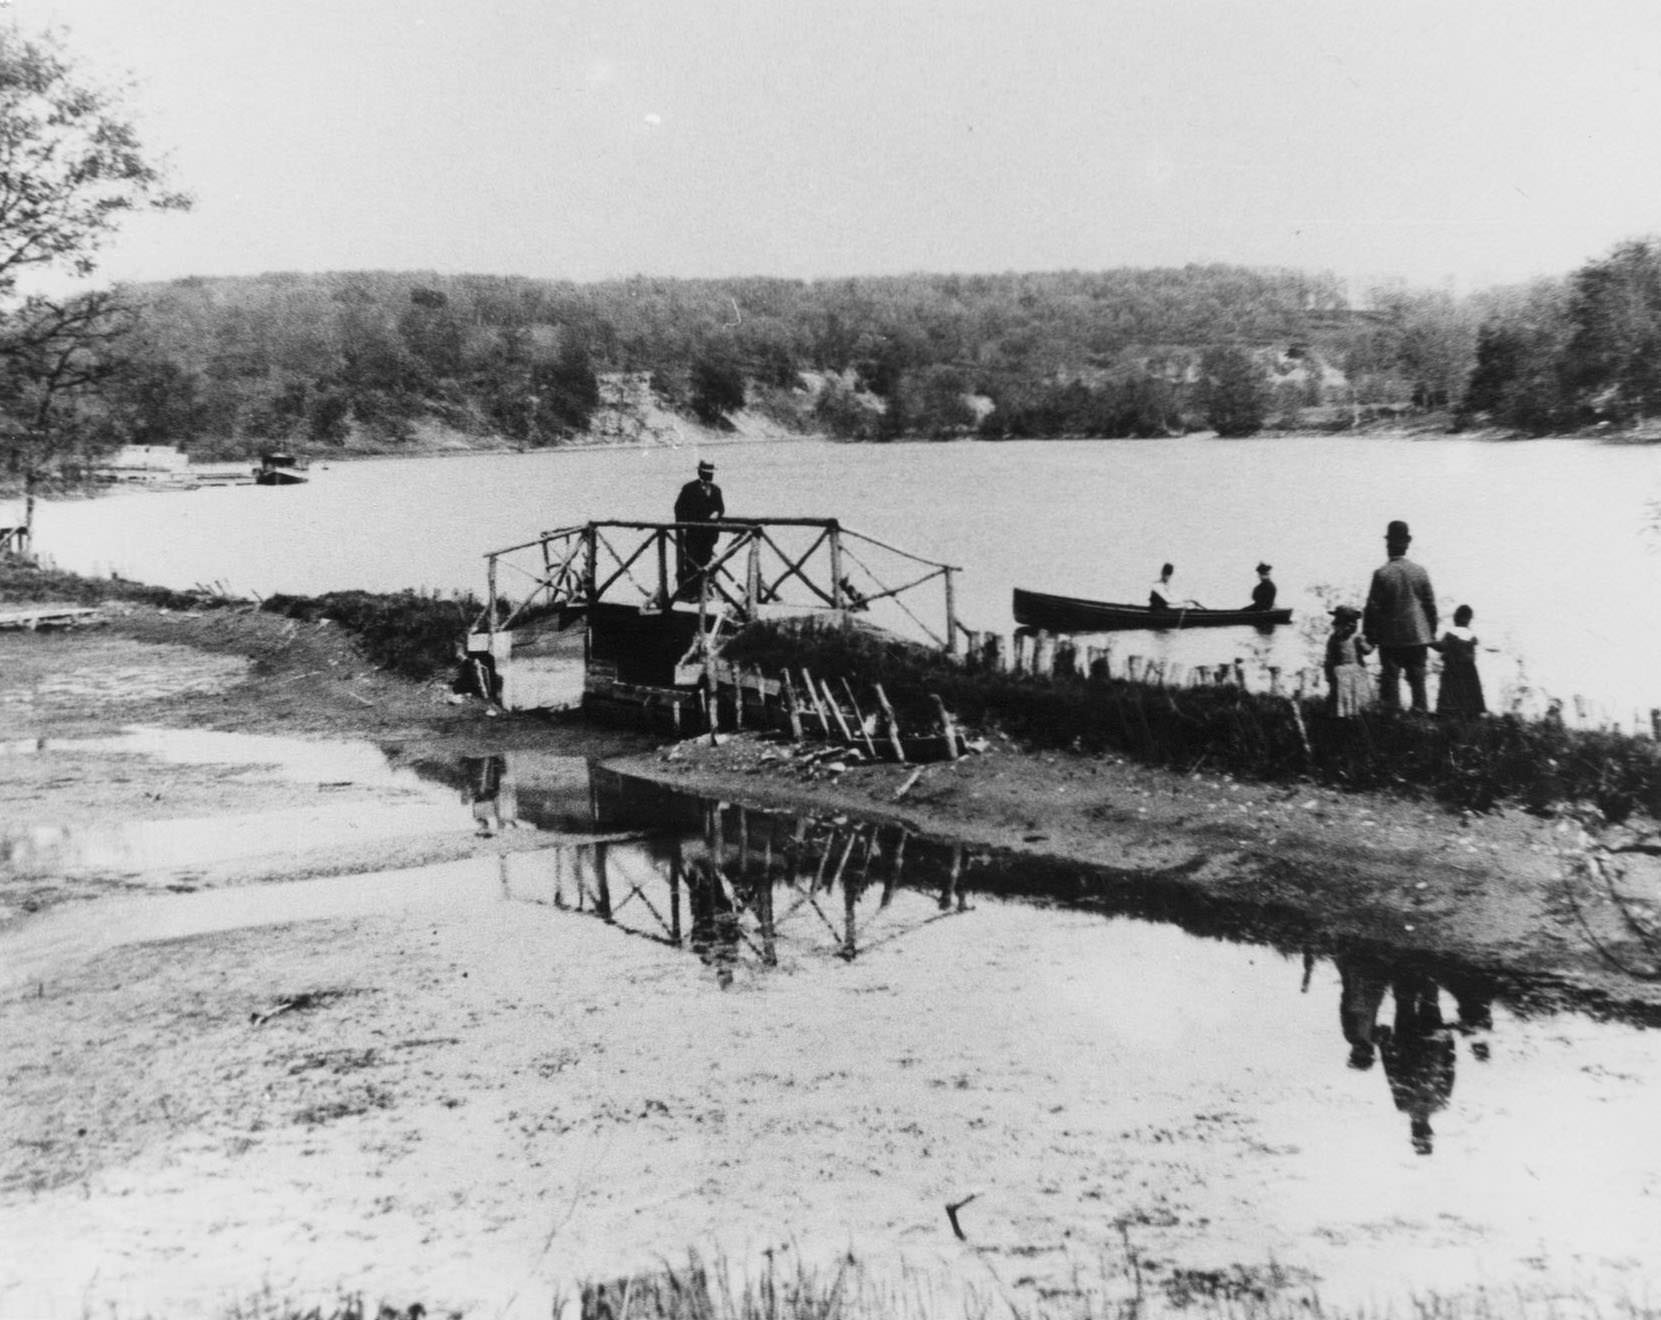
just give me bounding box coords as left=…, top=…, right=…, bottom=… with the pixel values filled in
left=674, top=477, right=725, bottom=595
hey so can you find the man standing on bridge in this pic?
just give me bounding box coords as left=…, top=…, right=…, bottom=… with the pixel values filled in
left=673, top=459, right=725, bottom=600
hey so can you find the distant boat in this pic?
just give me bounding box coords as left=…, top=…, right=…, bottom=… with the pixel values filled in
left=1013, top=587, right=1291, bottom=632
left=253, top=452, right=309, bottom=486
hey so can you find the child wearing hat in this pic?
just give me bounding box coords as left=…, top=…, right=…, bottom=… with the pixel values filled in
left=1325, top=604, right=1374, bottom=717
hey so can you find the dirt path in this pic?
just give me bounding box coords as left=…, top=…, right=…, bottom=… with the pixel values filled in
left=3, top=601, right=1659, bottom=1317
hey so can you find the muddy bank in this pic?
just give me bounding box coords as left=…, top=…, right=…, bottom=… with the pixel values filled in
left=608, top=731, right=1661, bottom=1018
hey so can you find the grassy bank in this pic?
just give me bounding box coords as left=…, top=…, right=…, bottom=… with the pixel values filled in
left=723, top=618, right=1661, bottom=822
left=0, top=561, right=477, bottom=684
left=260, top=589, right=481, bottom=681
left=0, top=559, right=242, bottom=612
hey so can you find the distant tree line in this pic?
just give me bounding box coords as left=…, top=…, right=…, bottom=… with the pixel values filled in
left=82, top=263, right=1518, bottom=458
left=1458, top=238, right=1661, bottom=434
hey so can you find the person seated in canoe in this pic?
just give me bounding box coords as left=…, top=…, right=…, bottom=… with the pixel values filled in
left=1148, top=563, right=1201, bottom=611
left=1247, top=562, right=1277, bottom=611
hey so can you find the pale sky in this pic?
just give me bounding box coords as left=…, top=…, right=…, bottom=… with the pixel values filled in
left=16, top=0, right=1661, bottom=295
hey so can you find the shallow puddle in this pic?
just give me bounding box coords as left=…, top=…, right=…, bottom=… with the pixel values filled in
left=0, top=729, right=596, bottom=876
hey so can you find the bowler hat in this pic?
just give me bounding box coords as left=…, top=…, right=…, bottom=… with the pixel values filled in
left=1386, top=519, right=1411, bottom=541
left=1330, top=604, right=1361, bottom=621
left=1255, top=562, right=1272, bottom=574
left=697, top=460, right=715, bottom=475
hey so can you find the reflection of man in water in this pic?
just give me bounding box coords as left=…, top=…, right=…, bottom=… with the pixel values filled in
left=1377, top=973, right=1457, bottom=1155
left=1443, top=971, right=1496, bottom=1063
left=1337, top=953, right=1390, bottom=1071
left=464, top=754, right=518, bottom=837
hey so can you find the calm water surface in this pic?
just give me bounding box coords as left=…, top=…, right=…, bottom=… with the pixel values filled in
left=31, top=435, right=1661, bottom=716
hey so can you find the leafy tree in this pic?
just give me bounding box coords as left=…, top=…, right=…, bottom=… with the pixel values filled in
left=530, top=335, right=600, bottom=439
left=1459, top=279, right=1573, bottom=433
left=1562, top=238, right=1661, bottom=423
left=690, top=348, right=745, bottom=428
left=1199, top=345, right=1268, bottom=436
left=399, top=286, right=464, bottom=380
left=0, top=28, right=189, bottom=484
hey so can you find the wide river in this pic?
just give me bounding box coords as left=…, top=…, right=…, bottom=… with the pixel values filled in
left=28, top=434, right=1661, bottom=720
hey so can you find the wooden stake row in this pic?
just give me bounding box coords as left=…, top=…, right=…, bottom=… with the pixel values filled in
left=709, top=661, right=963, bottom=762
left=958, top=628, right=1661, bottom=738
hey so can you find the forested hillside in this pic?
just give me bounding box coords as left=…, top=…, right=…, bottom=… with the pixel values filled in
left=58, top=240, right=1661, bottom=463
left=90, top=265, right=1473, bottom=459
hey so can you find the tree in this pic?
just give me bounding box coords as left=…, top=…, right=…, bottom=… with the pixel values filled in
left=1562, top=238, right=1661, bottom=424
left=1199, top=345, right=1268, bottom=437
left=690, top=347, right=745, bottom=428
left=0, top=28, right=189, bottom=486
left=530, top=334, right=600, bottom=439
left=1459, top=279, right=1573, bottom=433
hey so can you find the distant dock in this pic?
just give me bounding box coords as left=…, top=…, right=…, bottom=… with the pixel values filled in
left=0, top=604, right=104, bottom=631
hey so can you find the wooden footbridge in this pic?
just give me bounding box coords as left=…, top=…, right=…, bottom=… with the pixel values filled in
left=467, top=517, right=961, bottom=717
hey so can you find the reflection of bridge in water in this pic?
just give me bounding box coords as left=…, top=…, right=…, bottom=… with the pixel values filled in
left=493, top=767, right=976, bottom=977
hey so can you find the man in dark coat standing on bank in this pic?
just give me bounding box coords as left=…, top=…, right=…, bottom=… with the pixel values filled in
left=1363, top=519, right=1438, bottom=713
left=673, top=459, right=725, bottom=598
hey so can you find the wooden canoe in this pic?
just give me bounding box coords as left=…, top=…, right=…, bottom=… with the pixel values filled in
left=1013, top=587, right=1291, bottom=633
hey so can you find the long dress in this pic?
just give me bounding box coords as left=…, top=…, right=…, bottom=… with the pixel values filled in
left=1326, top=631, right=1373, bottom=717
left=1436, top=627, right=1487, bottom=717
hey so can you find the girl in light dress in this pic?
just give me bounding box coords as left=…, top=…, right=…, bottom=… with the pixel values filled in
left=1324, top=604, right=1374, bottom=717
left=1434, top=604, right=1487, bottom=717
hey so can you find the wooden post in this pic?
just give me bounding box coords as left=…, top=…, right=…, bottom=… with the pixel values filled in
left=1034, top=631, right=1056, bottom=677
left=985, top=633, right=1005, bottom=672
left=874, top=683, right=907, bottom=763
left=485, top=553, right=503, bottom=652
left=841, top=677, right=879, bottom=759
left=656, top=529, right=670, bottom=609
left=1651, top=708, right=1661, bottom=740
left=1233, top=658, right=1246, bottom=688
left=731, top=667, right=745, bottom=730
left=746, top=532, right=761, bottom=615
left=943, top=567, right=959, bottom=657
left=1013, top=631, right=1031, bottom=674
left=799, top=668, right=830, bottom=736
left=829, top=524, right=844, bottom=611
left=819, top=676, right=856, bottom=743
left=1288, top=697, right=1313, bottom=762
left=781, top=670, right=805, bottom=740
left=1267, top=666, right=1282, bottom=695
left=1127, top=655, right=1142, bottom=683
left=931, top=694, right=961, bottom=760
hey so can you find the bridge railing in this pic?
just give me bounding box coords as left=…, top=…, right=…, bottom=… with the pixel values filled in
left=476, top=516, right=961, bottom=656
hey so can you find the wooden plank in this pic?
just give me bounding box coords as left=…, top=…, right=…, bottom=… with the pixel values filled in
left=840, top=677, right=879, bottom=759
left=818, top=676, right=856, bottom=743
left=873, top=683, right=907, bottom=763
